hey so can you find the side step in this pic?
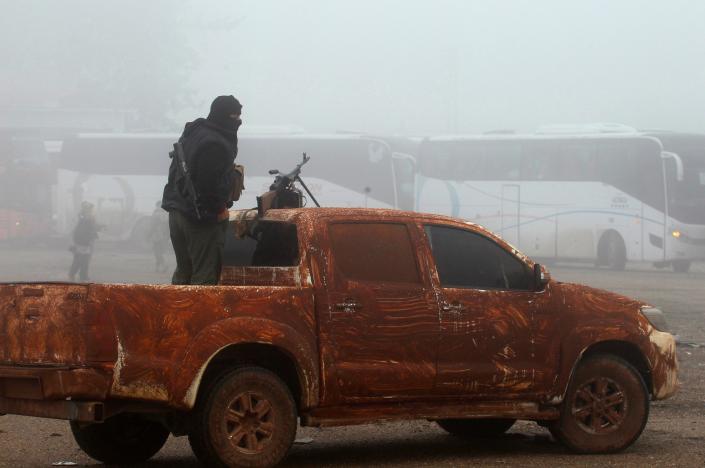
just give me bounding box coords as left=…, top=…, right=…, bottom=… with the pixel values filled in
left=301, top=400, right=559, bottom=427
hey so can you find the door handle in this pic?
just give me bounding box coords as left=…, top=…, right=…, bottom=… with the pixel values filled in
left=24, top=306, right=41, bottom=322
left=334, top=299, right=362, bottom=313
left=441, top=301, right=465, bottom=312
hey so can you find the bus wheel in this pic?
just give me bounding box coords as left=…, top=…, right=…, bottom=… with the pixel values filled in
left=672, top=260, right=691, bottom=273
left=599, top=231, right=626, bottom=271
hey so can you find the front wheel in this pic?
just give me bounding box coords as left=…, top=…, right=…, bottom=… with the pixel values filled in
left=70, top=413, right=169, bottom=464
left=437, top=418, right=516, bottom=437
left=188, top=367, right=297, bottom=468
left=550, top=354, right=649, bottom=453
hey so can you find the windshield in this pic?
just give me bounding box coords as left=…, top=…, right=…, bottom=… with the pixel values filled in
left=664, top=142, right=705, bottom=224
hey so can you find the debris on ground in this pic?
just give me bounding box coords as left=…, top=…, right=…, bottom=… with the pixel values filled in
left=294, top=437, right=315, bottom=444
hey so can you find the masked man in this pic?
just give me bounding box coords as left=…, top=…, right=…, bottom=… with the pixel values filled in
left=162, top=95, right=242, bottom=285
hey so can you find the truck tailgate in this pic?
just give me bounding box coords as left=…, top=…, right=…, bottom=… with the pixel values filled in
left=0, top=283, right=102, bottom=366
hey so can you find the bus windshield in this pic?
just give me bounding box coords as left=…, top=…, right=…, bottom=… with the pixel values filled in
left=661, top=139, right=705, bottom=224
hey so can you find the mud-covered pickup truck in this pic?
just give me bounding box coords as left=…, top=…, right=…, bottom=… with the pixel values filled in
left=0, top=208, right=677, bottom=467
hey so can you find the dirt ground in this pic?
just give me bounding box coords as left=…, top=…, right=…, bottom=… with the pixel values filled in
left=0, top=241, right=703, bottom=467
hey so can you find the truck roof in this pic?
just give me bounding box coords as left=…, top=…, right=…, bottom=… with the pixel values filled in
left=260, top=207, right=495, bottom=237
left=258, top=207, right=531, bottom=265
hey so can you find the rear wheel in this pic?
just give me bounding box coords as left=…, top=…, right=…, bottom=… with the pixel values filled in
left=188, top=367, right=297, bottom=468
left=437, top=418, right=516, bottom=437
left=550, top=354, right=649, bottom=453
left=70, top=413, right=169, bottom=464
left=672, top=260, right=691, bottom=273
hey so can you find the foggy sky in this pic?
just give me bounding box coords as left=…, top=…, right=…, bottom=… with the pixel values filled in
left=2, top=0, right=705, bottom=135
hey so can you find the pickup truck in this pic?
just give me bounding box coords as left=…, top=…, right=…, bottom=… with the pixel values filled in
left=0, top=208, right=678, bottom=467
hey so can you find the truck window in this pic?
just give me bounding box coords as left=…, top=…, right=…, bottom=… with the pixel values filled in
left=424, top=225, right=532, bottom=290
left=329, top=222, right=420, bottom=284
left=223, top=221, right=299, bottom=267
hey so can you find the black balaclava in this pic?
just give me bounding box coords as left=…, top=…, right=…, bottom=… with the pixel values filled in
left=207, top=95, right=243, bottom=131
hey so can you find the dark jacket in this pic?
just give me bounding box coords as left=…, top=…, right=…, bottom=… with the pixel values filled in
left=161, top=118, right=238, bottom=223
left=72, top=215, right=99, bottom=247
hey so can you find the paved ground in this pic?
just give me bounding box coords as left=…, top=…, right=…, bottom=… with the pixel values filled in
left=0, top=242, right=704, bottom=467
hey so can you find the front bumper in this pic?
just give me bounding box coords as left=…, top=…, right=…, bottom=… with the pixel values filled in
left=647, top=330, right=679, bottom=400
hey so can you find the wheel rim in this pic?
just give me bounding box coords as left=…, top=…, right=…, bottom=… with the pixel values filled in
left=222, top=391, right=275, bottom=455
left=571, top=377, right=627, bottom=434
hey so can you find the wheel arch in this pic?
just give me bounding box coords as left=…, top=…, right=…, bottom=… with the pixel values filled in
left=596, top=229, right=626, bottom=265
left=564, top=340, right=653, bottom=399
left=194, top=343, right=304, bottom=410
left=171, top=317, right=318, bottom=411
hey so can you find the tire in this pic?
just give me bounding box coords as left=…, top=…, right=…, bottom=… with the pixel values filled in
left=550, top=354, right=649, bottom=454
left=600, top=231, right=626, bottom=271
left=436, top=418, right=516, bottom=437
left=672, top=260, right=691, bottom=273
left=188, top=367, right=297, bottom=468
left=70, top=413, right=169, bottom=464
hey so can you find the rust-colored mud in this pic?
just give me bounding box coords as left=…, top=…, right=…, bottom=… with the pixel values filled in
left=0, top=207, right=678, bottom=426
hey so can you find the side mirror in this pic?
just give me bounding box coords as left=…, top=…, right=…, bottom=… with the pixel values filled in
left=533, top=263, right=550, bottom=290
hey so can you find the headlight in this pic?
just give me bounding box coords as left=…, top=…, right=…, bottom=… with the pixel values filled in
left=641, top=307, right=669, bottom=332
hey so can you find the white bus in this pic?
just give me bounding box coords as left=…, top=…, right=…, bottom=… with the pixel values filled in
left=54, top=132, right=415, bottom=243
left=415, top=131, right=705, bottom=272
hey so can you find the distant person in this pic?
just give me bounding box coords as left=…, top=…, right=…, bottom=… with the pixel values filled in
left=68, top=201, right=101, bottom=282
left=161, top=95, right=242, bottom=285
left=147, top=200, right=170, bottom=273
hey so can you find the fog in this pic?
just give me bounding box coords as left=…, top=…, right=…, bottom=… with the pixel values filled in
left=2, top=0, right=705, bottom=133
left=1, top=0, right=705, bottom=283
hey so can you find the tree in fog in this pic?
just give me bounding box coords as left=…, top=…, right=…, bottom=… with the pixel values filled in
left=0, top=0, right=205, bottom=130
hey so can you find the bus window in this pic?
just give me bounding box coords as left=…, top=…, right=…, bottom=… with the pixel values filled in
left=596, top=139, right=664, bottom=210
left=637, top=144, right=665, bottom=211
left=483, top=143, right=521, bottom=180
left=557, top=142, right=598, bottom=181
left=418, top=140, right=484, bottom=181
left=522, top=140, right=596, bottom=181
left=522, top=142, right=561, bottom=180
left=238, top=137, right=396, bottom=206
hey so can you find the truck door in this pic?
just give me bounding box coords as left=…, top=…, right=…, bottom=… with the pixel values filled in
left=423, top=224, right=544, bottom=396
left=317, top=220, right=439, bottom=400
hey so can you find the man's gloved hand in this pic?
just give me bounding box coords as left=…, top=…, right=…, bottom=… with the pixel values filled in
left=217, top=209, right=230, bottom=222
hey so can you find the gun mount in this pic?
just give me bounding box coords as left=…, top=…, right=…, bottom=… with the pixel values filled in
left=256, top=153, right=320, bottom=216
